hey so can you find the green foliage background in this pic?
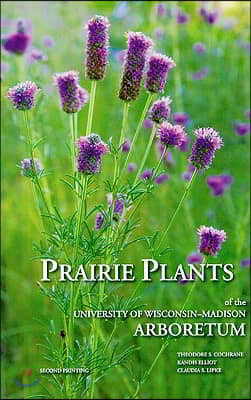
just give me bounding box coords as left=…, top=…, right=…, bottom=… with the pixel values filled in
left=1, top=1, right=250, bottom=399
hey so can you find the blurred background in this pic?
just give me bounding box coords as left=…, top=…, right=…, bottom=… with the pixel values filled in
left=1, top=1, right=250, bottom=399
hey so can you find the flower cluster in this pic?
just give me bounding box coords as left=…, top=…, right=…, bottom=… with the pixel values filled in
left=207, top=175, right=232, bottom=196
left=119, top=32, right=153, bottom=101
left=20, top=158, right=42, bottom=177
left=148, top=97, right=172, bottom=124
left=96, top=211, right=105, bottom=230
left=189, top=127, right=223, bottom=170
left=76, top=134, right=109, bottom=174
left=2, top=19, right=31, bottom=55
left=172, top=112, right=189, bottom=125
left=8, top=81, right=39, bottom=111
left=140, top=169, right=153, bottom=180
left=145, top=52, right=176, bottom=93
left=122, top=138, right=132, bottom=153
left=85, top=15, right=110, bottom=80
left=157, top=122, right=186, bottom=148
left=234, top=122, right=250, bottom=136
left=53, top=71, right=88, bottom=113
left=193, top=42, right=206, bottom=54
left=198, top=226, right=227, bottom=256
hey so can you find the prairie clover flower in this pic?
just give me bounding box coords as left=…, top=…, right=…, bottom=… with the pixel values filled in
left=107, top=193, right=126, bottom=220
left=176, top=11, right=189, bottom=24
left=2, top=19, right=31, bottom=55
left=85, top=15, right=109, bottom=80
left=140, top=169, right=153, bottom=180
left=43, top=35, right=55, bottom=48
left=234, top=122, right=250, bottom=136
left=206, top=175, right=232, bottom=196
left=144, top=119, right=153, bottom=130
left=95, top=211, right=104, bottom=230
left=240, top=259, right=250, bottom=268
left=193, top=42, right=206, bottom=54
left=156, top=173, right=169, bottom=184
left=8, top=81, right=39, bottom=110
left=122, top=138, right=131, bottom=152
left=148, top=97, right=172, bottom=124
left=157, top=122, right=186, bottom=148
left=53, top=71, right=88, bottom=113
left=198, top=226, right=227, bottom=256
left=76, top=134, right=109, bottom=175
left=119, top=32, right=153, bottom=101
left=189, top=127, right=223, bottom=170
left=20, top=158, right=42, bottom=177
left=172, top=112, right=189, bottom=125
left=145, top=52, right=176, bottom=94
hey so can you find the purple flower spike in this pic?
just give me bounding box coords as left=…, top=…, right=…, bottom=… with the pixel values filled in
left=114, top=195, right=125, bottom=215
left=189, top=127, right=223, bottom=170
left=172, top=112, right=189, bottom=125
left=28, top=47, right=47, bottom=62
left=8, top=81, right=39, bottom=111
left=77, top=86, right=89, bottom=108
left=140, top=169, right=153, bottom=180
left=240, top=259, right=250, bottom=268
left=20, top=158, right=42, bottom=176
left=144, top=119, right=153, bottom=130
left=85, top=15, right=109, bottom=80
left=177, top=11, right=189, bottom=24
left=119, top=32, right=153, bottom=101
left=198, top=226, right=227, bottom=256
left=193, top=42, right=206, bottom=54
left=43, top=36, right=55, bottom=48
left=207, top=175, right=232, bottom=196
left=128, top=162, right=137, bottom=173
left=157, top=122, right=186, bottom=148
left=156, top=3, right=165, bottom=17
left=122, top=138, right=131, bottom=152
left=205, top=10, right=218, bottom=25
left=54, top=71, right=88, bottom=113
left=2, top=19, right=31, bottom=55
left=148, top=97, right=172, bottom=124
left=187, top=252, right=203, bottom=264
left=76, top=134, right=109, bottom=175
left=95, top=211, right=104, bottom=230
left=145, top=52, right=176, bottom=93
left=156, top=173, right=169, bottom=184
left=235, top=122, right=250, bottom=136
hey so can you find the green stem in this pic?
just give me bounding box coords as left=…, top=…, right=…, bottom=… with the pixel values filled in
left=120, top=93, right=154, bottom=177
left=157, top=169, right=198, bottom=251
left=86, top=81, right=97, bottom=136
left=113, top=102, right=129, bottom=186
left=134, top=123, right=156, bottom=184
left=23, top=111, right=57, bottom=234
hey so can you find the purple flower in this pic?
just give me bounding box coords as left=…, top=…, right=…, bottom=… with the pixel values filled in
left=193, top=42, right=206, bottom=54
left=189, top=127, right=223, bottom=170
left=54, top=71, right=88, bottom=113
left=148, top=97, right=172, bottom=124
left=187, top=252, right=203, bottom=264
left=77, top=86, right=89, bottom=108
left=140, top=169, right=153, bottom=180
left=191, top=67, right=209, bottom=81
left=207, top=175, right=232, bottom=196
left=85, top=15, right=109, bottom=80
left=205, top=11, right=218, bottom=25
left=2, top=19, right=31, bottom=55
left=240, top=259, right=250, bottom=268
left=156, top=3, right=165, bottom=17
left=128, top=162, right=137, bottom=173
left=176, top=11, right=189, bottom=24
left=144, top=119, right=153, bottom=130
left=156, top=173, right=169, bottom=184
left=181, top=171, right=193, bottom=181
left=172, top=112, right=189, bottom=125
left=43, top=35, right=55, bottom=48
left=27, top=47, right=48, bottom=63
left=157, top=122, right=186, bottom=148
left=122, top=138, right=131, bottom=152
left=244, top=110, right=251, bottom=120
left=76, top=134, right=109, bottom=174
left=20, top=158, right=42, bottom=176
left=198, top=226, right=227, bottom=256
left=119, top=32, right=153, bottom=101
left=95, top=211, right=104, bottom=230
left=235, top=122, right=250, bottom=136
left=145, top=52, right=176, bottom=93
left=114, top=195, right=125, bottom=215
left=8, top=81, right=39, bottom=111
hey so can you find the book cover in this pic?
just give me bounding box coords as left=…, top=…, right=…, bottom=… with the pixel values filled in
left=1, top=1, right=250, bottom=399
